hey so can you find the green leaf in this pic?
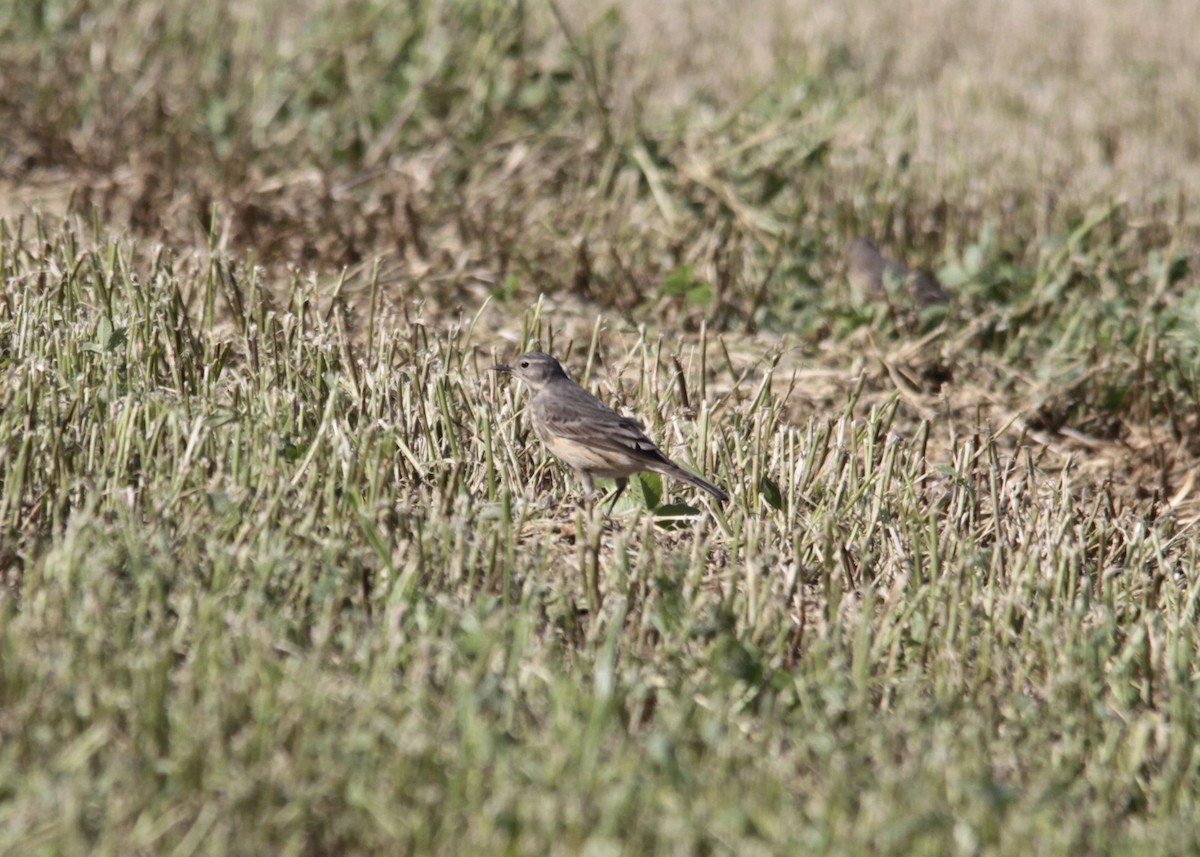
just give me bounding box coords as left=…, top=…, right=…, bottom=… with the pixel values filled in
left=662, top=264, right=697, bottom=296
left=963, top=244, right=983, bottom=275
left=653, top=503, right=701, bottom=530
left=492, top=273, right=520, bottom=301
left=938, top=263, right=970, bottom=289
left=685, top=281, right=713, bottom=307
left=759, top=475, right=783, bottom=510
left=635, top=472, right=663, bottom=509
left=656, top=502, right=700, bottom=516
left=662, top=264, right=713, bottom=306
left=280, top=440, right=307, bottom=462
left=84, top=317, right=126, bottom=354
left=209, top=406, right=240, bottom=428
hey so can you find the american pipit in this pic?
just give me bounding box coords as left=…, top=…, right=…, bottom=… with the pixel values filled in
left=493, top=351, right=729, bottom=511
left=847, top=237, right=950, bottom=308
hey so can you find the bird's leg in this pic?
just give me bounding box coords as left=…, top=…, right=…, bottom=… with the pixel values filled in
left=577, top=471, right=596, bottom=508
left=606, top=477, right=629, bottom=515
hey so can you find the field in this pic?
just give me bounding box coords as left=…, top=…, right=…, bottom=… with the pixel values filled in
left=3, top=1, right=1200, bottom=854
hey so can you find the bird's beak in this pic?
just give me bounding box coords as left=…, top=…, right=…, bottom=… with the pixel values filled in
left=491, top=363, right=512, bottom=374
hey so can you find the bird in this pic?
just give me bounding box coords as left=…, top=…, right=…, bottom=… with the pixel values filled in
left=492, top=351, right=729, bottom=512
left=847, top=237, right=950, bottom=307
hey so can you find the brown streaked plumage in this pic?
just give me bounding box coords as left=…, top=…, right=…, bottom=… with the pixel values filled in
left=847, top=237, right=950, bottom=308
left=493, top=352, right=729, bottom=512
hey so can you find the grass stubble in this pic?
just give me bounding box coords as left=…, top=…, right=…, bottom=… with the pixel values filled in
left=1, top=1, right=1199, bottom=854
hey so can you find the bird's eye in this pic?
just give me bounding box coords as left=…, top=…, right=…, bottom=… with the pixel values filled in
left=520, top=360, right=530, bottom=368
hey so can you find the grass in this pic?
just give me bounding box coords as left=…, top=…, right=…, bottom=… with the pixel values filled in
left=2, top=1, right=1200, bottom=854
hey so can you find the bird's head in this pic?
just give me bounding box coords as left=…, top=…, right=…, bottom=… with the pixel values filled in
left=491, top=351, right=569, bottom=392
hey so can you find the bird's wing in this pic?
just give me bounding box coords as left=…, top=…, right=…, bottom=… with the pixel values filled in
left=532, top=383, right=672, bottom=464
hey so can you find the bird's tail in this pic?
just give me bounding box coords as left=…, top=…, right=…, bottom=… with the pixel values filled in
left=654, top=462, right=730, bottom=504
